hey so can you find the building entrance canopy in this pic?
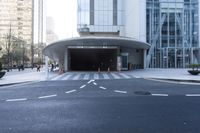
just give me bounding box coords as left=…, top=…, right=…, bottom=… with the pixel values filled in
left=43, top=36, right=150, bottom=61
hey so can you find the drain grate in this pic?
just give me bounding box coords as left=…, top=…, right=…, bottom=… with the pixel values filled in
left=134, top=91, right=151, bottom=96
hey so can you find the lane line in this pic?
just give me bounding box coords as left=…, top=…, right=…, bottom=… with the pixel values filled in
left=88, top=80, right=95, bottom=84
left=93, top=82, right=97, bottom=86
left=6, top=98, right=27, bottom=102
left=38, top=94, right=57, bottom=99
left=114, top=90, right=127, bottom=94
left=80, top=85, right=86, bottom=89
left=65, top=89, right=77, bottom=94
left=186, top=94, right=200, bottom=97
left=99, top=86, right=107, bottom=90
left=151, top=94, right=168, bottom=97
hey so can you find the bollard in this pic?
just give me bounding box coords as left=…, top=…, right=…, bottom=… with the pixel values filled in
left=107, top=67, right=110, bottom=72
left=98, top=67, right=100, bottom=72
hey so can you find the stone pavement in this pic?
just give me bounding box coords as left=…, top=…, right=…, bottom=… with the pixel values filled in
left=128, top=68, right=200, bottom=81
left=0, top=68, right=200, bottom=86
left=0, top=67, right=57, bottom=86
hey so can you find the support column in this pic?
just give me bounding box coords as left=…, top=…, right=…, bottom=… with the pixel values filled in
left=143, top=49, right=147, bottom=69
left=64, top=48, right=68, bottom=71
left=45, top=56, right=49, bottom=80
left=191, top=48, right=194, bottom=64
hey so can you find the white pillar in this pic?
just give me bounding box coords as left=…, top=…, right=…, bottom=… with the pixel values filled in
left=45, top=56, right=49, bottom=80
left=143, top=49, right=147, bottom=69
left=191, top=48, right=194, bottom=64
left=64, top=48, right=68, bottom=71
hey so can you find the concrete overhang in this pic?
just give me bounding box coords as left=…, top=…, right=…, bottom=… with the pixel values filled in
left=43, top=36, right=150, bottom=61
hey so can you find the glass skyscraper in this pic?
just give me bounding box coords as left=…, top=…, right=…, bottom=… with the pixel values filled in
left=147, top=0, right=200, bottom=68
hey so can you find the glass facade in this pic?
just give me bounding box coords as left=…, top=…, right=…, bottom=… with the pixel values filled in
left=147, top=0, right=199, bottom=68
left=77, top=0, right=124, bottom=33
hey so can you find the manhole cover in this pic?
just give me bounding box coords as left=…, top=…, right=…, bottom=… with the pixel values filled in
left=134, top=91, right=151, bottom=96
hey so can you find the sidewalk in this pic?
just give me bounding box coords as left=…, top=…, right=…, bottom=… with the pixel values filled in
left=0, top=68, right=57, bottom=86
left=128, top=68, right=200, bottom=82
left=0, top=68, right=200, bottom=86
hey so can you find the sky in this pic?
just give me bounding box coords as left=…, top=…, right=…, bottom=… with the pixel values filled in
left=46, top=0, right=78, bottom=40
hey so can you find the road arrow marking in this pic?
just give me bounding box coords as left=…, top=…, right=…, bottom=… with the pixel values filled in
left=80, top=85, right=86, bottom=89
left=88, top=80, right=95, bottom=84
left=99, top=86, right=107, bottom=90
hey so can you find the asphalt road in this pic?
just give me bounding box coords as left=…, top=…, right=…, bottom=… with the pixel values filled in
left=0, top=78, right=200, bottom=133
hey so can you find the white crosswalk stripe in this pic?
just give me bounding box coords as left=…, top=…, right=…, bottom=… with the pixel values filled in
left=111, top=73, right=120, bottom=79
left=103, top=73, right=110, bottom=79
left=118, top=73, right=131, bottom=79
left=72, top=74, right=81, bottom=80
left=51, top=74, right=65, bottom=80
left=62, top=74, right=72, bottom=80
left=83, top=74, right=90, bottom=80
left=94, top=73, right=99, bottom=80
left=53, top=72, right=134, bottom=81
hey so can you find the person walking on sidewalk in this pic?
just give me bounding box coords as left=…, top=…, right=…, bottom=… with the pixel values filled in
left=37, top=65, right=41, bottom=72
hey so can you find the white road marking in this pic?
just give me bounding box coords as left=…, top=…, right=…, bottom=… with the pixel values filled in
left=62, top=74, right=72, bottom=80
left=185, top=94, right=200, bottom=97
left=72, top=74, right=81, bottom=80
left=111, top=73, right=120, bottom=79
left=88, top=79, right=95, bottom=84
left=103, top=73, right=110, bottom=79
left=114, top=90, right=127, bottom=94
left=99, top=86, right=107, bottom=90
left=65, top=89, right=77, bottom=94
left=151, top=94, right=168, bottom=97
left=93, top=82, right=97, bottom=86
left=80, top=85, right=86, bottom=89
left=118, top=73, right=131, bottom=79
left=38, top=94, right=57, bottom=99
left=6, top=98, right=27, bottom=102
left=51, top=74, right=64, bottom=80
left=83, top=74, right=90, bottom=80
left=94, top=74, right=99, bottom=80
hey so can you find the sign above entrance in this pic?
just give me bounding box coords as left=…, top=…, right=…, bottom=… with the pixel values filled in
left=68, top=46, right=119, bottom=49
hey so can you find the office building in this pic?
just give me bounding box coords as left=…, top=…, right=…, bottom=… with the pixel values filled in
left=44, top=0, right=200, bottom=71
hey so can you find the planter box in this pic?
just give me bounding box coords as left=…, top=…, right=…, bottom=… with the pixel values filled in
left=188, top=70, right=200, bottom=75
left=0, top=71, right=6, bottom=78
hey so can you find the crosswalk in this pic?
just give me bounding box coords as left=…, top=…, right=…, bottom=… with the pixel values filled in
left=50, top=72, right=135, bottom=81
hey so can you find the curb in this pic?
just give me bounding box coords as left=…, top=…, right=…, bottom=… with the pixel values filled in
left=0, top=81, right=39, bottom=87
left=150, top=78, right=200, bottom=83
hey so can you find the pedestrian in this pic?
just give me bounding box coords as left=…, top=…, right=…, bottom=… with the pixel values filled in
left=37, top=65, right=41, bottom=72
left=18, top=65, right=21, bottom=71
left=51, top=64, right=54, bottom=71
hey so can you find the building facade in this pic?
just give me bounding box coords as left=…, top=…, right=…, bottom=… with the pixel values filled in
left=147, top=0, right=200, bottom=68
left=44, top=0, right=200, bottom=71
left=77, top=0, right=200, bottom=68
left=0, top=0, right=33, bottom=44
left=44, top=0, right=149, bottom=71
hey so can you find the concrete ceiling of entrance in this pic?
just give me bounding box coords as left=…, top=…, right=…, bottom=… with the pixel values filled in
left=43, top=36, right=150, bottom=60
